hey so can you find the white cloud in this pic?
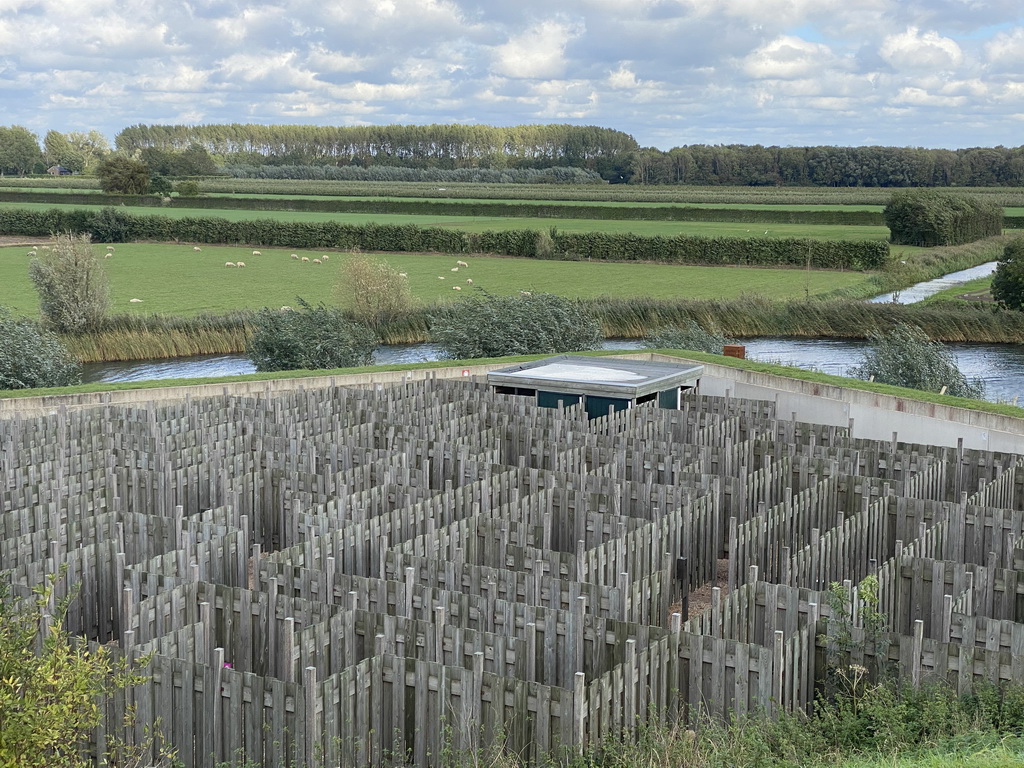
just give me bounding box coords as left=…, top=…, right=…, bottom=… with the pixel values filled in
left=879, top=27, right=963, bottom=71
left=491, top=19, right=582, bottom=79
left=742, top=36, right=842, bottom=79
left=608, top=63, right=639, bottom=89
left=985, top=27, right=1024, bottom=70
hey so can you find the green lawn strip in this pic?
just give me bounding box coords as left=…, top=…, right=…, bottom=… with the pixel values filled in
left=646, top=347, right=1024, bottom=418
left=5, top=347, right=1022, bottom=421
left=917, top=276, right=996, bottom=305
left=829, top=736, right=1024, bottom=768
left=0, top=201, right=893, bottom=241
left=0, top=243, right=871, bottom=317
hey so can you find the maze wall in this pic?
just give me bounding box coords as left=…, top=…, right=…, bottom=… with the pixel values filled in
left=1, top=377, right=1022, bottom=767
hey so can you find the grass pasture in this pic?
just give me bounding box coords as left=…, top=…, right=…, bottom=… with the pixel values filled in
left=0, top=243, right=873, bottom=318
left=0, top=200, right=894, bottom=242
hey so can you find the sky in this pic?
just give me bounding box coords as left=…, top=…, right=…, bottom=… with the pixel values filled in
left=1, top=0, right=1023, bottom=152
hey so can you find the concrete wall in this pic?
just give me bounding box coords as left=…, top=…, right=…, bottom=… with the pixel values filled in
left=3, top=353, right=1023, bottom=453
left=645, top=353, right=1024, bottom=453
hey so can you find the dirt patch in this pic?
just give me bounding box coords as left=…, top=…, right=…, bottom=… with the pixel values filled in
left=668, top=558, right=730, bottom=624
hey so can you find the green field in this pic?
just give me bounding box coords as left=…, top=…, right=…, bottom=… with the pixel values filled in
left=0, top=243, right=873, bottom=317
left=0, top=200, right=893, bottom=242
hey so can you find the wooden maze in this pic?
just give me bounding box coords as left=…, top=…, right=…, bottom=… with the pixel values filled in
left=1, top=376, right=1023, bottom=767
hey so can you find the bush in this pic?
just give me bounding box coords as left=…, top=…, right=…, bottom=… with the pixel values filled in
left=849, top=323, right=984, bottom=398
left=96, top=154, right=150, bottom=195
left=246, top=298, right=376, bottom=372
left=0, top=573, right=163, bottom=768
left=0, top=308, right=81, bottom=389
left=88, top=207, right=135, bottom=243
left=28, top=233, right=110, bottom=334
left=175, top=180, right=200, bottom=197
left=990, top=237, right=1024, bottom=311
left=884, top=191, right=1004, bottom=247
left=644, top=320, right=735, bottom=354
left=336, top=253, right=415, bottom=334
left=429, top=290, right=603, bottom=359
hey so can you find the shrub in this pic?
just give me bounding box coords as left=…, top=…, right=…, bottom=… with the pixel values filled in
left=88, top=207, right=135, bottom=243
left=96, top=154, right=150, bottom=194
left=884, top=191, right=1004, bottom=247
left=990, top=237, right=1024, bottom=311
left=175, top=180, right=200, bottom=197
left=336, top=253, right=415, bottom=334
left=246, top=298, right=376, bottom=372
left=429, top=290, right=602, bottom=359
left=848, top=322, right=984, bottom=398
left=0, top=308, right=81, bottom=389
left=28, top=233, right=110, bottom=334
left=644, top=320, right=735, bottom=354
left=149, top=174, right=173, bottom=196
left=0, top=573, right=165, bottom=768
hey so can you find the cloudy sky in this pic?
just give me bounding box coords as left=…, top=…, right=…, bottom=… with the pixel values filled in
left=1, top=0, right=1023, bottom=151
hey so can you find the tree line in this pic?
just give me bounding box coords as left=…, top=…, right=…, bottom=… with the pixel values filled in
left=4, top=122, right=1024, bottom=187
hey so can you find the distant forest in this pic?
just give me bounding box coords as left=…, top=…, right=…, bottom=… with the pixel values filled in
left=106, top=123, right=1024, bottom=188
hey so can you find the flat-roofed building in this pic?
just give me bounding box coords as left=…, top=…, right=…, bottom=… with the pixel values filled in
left=487, top=354, right=703, bottom=419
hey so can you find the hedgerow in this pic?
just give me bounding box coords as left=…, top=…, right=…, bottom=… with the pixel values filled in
left=0, top=207, right=888, bottom=270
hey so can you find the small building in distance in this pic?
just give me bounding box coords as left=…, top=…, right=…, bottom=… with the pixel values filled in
left=487, top=354, right=703, bottom=419
left=47, top=165, right=73, bottom=176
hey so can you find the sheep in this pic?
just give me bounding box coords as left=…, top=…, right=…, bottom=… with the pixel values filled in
left=398, top=272, right=408, bottom=278
left=225, top=262, right=237, bottom=267
left=320, top=254, right=329, bottom=261
left=456, top=260, right=468, bottom=267
left=450, top=267, right=459, bottom=272
left=236, top=261, right=246, bottom=267
left=129, top=298, right=143, bottom=303
left=466, top=279, right=473, bottom=284
left=252, top=250, right=261, bottom=256
left=193, top=246, right=202, bottom=252
left=291, top=254, right=300, bottom=260
left=437, top=276, right=445, bottom=280
left=301, top=257, right=310, bottom=263
left=280, top=306, right=292, bottom=312
left=312, top=259, right=321, bottom=264
left=106, top=245, right=115, bottom=251
left=452, top=285, right=462, bottom=291
left=104, top=253, right=111, bottom=259
left=519, top=290, right=532, bottom=296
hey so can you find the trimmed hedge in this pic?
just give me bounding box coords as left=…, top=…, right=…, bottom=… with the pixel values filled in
left=0, top=207, right=891, bottom=270
left=885, top=191, right=1004, bottom=246
left=0, top=190, right=887, bottom=226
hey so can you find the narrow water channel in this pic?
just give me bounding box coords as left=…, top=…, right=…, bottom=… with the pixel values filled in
left=869, top=262, right=998, bottom=304
left=81, top=338, right=1024, bottom=405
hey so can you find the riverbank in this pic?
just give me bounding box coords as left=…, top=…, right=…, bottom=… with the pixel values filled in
left=46, top=234, right=1015, bottom=363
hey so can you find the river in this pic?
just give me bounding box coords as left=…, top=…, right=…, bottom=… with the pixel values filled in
left=81, top=337, right=1024, bottom=405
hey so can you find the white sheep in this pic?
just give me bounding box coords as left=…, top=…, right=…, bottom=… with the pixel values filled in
left=236, top=261, right=246, bottom=267
left=280, top=306, right=292, bottom=312
left=104, top=253, right=111, bottom=259
left=301, top=257, right=310, bottom=263
left=291, top=254, right=300, bottom=260
left=452, top=285, right=462, bottom=291
left=466, top=278, right=473, bottom=284
left=437, top=276, right=445, bottom=280
left=399, top=272, right=408, bottom=278
left=129, top=298, right=143, bottom=303
left=456, top=260, right=468, bottom=267
left=106, top=245, right=115, bottom=251
left=312, top=259, right=321, bottom=265
left=519, top=290, right=532, bottom=296
left=193, top=246, right=202, bottom=252
left=252, top=250, right=261, bottom=256
left=450, top=267, right=459, bottom=272
left=320, top=254, right=329, bottom=261
left=225, top=262, right=236, bottom=267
